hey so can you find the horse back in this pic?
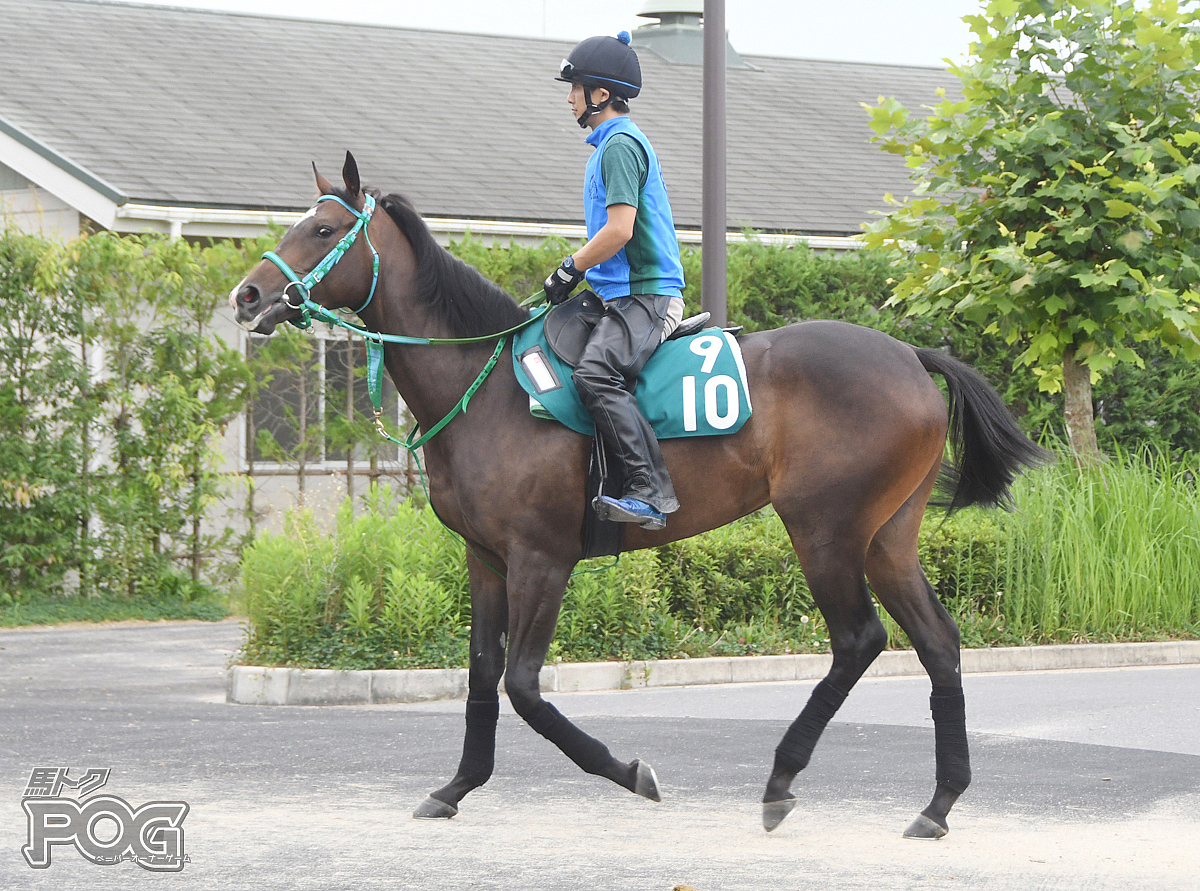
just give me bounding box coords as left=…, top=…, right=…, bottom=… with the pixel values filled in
left=740, top=320, right=948, bottom=437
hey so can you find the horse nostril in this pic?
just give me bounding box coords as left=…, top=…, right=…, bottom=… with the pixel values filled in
left=239, top=283, right=260, bottom=305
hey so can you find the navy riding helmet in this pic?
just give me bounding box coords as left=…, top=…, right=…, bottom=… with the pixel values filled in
left=557, top=31, right=642, bottom=127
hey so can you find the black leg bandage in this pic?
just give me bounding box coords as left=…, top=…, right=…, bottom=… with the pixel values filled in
left=773, top=679, right=849, bottom=775
left=930, top=686, right=971, bottom=793
left=458, top=696, right=500, bottom=781
left=525, top=700, right=618, bottom=780
left=430, top=695, right=501, bottom=808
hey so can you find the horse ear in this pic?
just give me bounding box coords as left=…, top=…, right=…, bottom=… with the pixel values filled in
left=342, top=151, right=362, bottom=203
left=313, top=162, right=335, bottom=197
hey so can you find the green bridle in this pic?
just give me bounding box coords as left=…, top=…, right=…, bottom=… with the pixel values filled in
left=257, top=191, right=611, bottom=581
left=259, top=190, right=545, bottom=453
left=262, top=192, right=381, bottom=320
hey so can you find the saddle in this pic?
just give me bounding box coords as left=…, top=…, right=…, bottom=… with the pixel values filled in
left=543, top=290, right=714, bottom=367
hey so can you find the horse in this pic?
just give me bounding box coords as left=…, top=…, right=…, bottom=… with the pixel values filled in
left=231, top=152, right=1047, bottom=839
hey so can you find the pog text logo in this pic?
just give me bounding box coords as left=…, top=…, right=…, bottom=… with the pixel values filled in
left=21, top=767, right=190, bottom=872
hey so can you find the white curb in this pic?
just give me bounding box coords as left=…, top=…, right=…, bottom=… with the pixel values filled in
left=227, top=640, right=1200, bottom=706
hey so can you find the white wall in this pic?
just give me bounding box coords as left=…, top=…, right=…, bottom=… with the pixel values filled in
left=0, top=163, right=81, bottom=238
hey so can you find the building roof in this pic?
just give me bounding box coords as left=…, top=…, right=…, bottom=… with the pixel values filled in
left=0, top=0, right=956, bottom=238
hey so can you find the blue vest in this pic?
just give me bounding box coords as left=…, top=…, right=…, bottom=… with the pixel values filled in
left=583, top=117, right=685, bottom=301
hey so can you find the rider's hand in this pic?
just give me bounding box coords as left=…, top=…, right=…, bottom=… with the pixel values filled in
left=543, top=256, right=584, bottom=305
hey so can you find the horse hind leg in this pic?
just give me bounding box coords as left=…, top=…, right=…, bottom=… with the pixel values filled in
left=762, top=523, right=888, bottom=831
left=865, top=487, right=971, bottom=839
left=414, top=552, right=508, bottom=819
left=502, top=549, right=662, bottom=803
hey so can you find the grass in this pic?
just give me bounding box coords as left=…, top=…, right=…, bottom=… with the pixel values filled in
left=11, top=448, right=1195, bottom=660
left=232, top=447, right=1200, bottom=670
left=879, top=447, right=1200, bottom=649
left=997, top=447, right=1200, bottom=642
left=0, top=595, right=230, bottom=628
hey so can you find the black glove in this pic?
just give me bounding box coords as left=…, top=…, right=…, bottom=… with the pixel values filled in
left=544, top=255, right=584, bottom=305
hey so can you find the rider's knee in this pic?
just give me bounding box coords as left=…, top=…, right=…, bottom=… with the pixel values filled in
left=572, top=362, right=619, bottom=399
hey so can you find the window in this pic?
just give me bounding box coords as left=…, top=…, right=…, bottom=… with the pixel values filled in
left=245, top=330, right=402, bottom=468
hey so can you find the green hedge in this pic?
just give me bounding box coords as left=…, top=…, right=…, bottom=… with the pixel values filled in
left=6, top=224, right=1198, bottom=623
left=236, top=448, right=1200, bottom=669
left=0, top=228, right=261, bottom=607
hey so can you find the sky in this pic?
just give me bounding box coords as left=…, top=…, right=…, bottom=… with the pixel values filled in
left=112, top=0, right=983, bottom=68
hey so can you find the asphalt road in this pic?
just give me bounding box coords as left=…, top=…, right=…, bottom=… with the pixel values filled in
left=1, top=620, right=1198, bottom=890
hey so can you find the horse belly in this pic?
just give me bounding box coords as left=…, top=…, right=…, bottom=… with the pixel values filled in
left=626, top=321, right=945, bottom=547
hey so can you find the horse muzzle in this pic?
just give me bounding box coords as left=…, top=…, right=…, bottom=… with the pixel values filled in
left=230, top=279, right=293, bottom=334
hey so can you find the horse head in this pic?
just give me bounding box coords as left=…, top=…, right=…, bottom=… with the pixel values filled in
left=231, top=151, right=378, bottom=334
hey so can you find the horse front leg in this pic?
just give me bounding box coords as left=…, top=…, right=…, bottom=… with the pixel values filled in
left=502, top=549, right=661, bottom=803
left=414, top=551, right=509, bottom=819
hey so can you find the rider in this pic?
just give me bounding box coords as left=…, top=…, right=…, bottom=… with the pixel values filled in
left=544, top=30, right=685, bottom=532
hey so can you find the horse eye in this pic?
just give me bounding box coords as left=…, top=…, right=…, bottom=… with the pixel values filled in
left=316, top=225, right=334, bottom=238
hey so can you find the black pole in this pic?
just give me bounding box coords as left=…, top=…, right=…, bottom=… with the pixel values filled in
left=702, top=0, right=727, bottom=327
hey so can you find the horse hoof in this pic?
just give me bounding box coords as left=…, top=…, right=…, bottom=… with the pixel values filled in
left=412, top=796, right=458, bottom=820
left=762, top=797, right=797, bottom=832
left=633, top=760, right=662, bottom=802
left=903, top=813, right=948, bottom=839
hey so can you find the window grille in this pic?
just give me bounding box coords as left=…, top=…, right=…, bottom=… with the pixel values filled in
left=245, top=329, right=403, bottom=470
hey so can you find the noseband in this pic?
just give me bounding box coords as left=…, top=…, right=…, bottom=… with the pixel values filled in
left=261, top=193, right=381, bottom=324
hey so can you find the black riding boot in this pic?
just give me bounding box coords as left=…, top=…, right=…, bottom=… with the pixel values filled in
left=572, top=294, right=680, bottom=515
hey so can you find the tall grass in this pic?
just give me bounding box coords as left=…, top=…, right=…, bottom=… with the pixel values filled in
left=998, top=448, right=1200, bottom=642
left=880, top=448, right=1200, bottom=649
left=239, top=486, right=471, bottom=669
left=236, top=449, right=1200, bottom=669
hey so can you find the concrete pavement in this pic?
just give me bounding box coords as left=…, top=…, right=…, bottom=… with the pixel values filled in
left=1, top=619, right=1198, bottom=890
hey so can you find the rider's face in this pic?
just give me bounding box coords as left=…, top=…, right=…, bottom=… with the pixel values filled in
left=568, top=82, right=610, bottom=126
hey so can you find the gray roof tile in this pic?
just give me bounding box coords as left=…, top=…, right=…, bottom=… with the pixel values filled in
left=0, top=0, right=956, bottom=234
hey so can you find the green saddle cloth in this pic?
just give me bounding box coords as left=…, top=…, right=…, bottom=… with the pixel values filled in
left=512, top=316, right=752, bottom=438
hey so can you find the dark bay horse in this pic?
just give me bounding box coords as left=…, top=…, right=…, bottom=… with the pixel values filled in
left=232, top=154, right=1046, bottom=839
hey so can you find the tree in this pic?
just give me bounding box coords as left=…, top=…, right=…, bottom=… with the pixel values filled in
left=153, top=237, right=253, bottom=584
left=862, top=0, right=1200, bottom=461
left=0, top=231, right=83, bottom=598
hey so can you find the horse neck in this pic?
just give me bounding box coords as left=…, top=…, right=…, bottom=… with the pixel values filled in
left=354, top=233, right=509, bottom=437
left=382, top=337, right=505, bottom=442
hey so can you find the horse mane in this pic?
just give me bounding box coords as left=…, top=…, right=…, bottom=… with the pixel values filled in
left=352, top=189, right=531, bottom=337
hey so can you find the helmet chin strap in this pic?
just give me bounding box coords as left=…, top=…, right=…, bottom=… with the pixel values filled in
left=576, top=85, right=613, bottom=129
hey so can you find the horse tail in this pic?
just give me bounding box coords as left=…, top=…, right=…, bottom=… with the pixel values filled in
left=914, top=347, right=1052, bottom=511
